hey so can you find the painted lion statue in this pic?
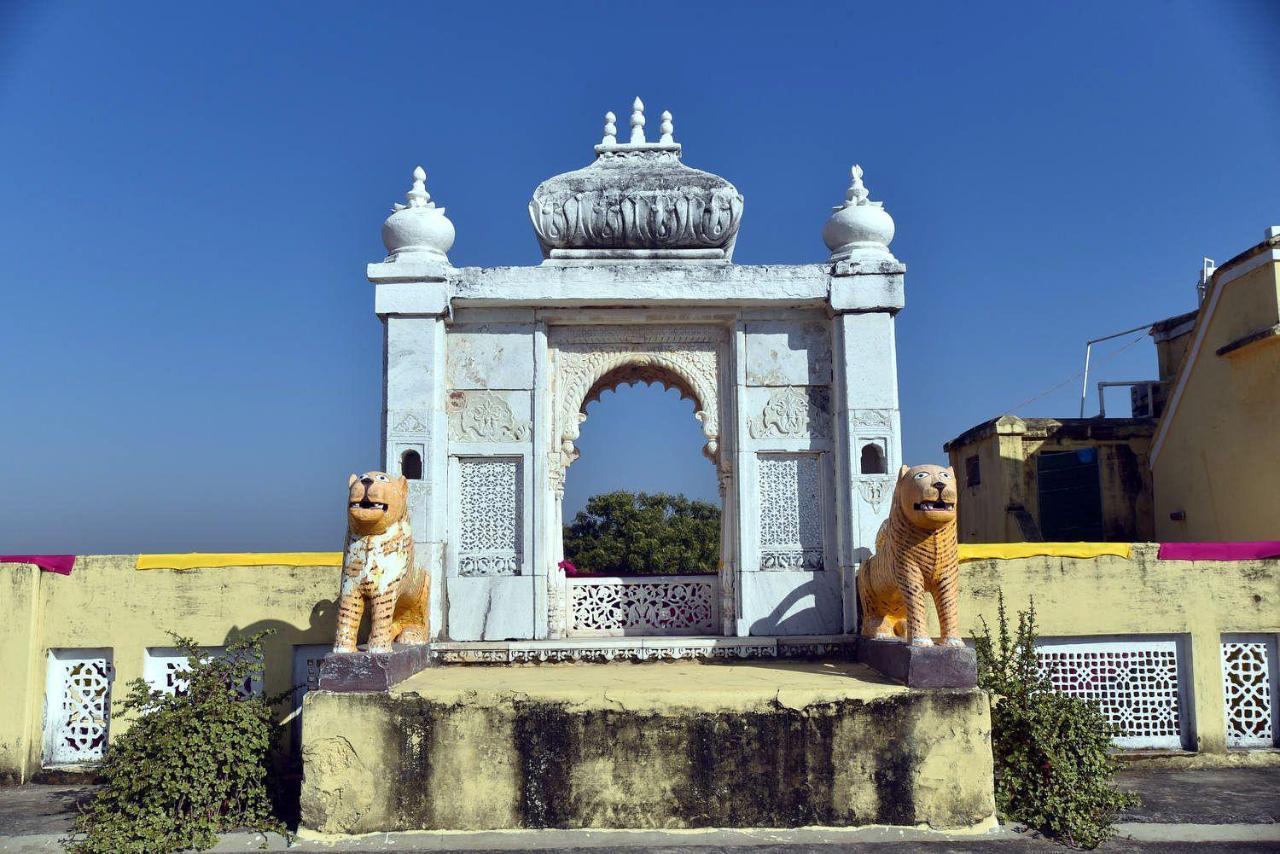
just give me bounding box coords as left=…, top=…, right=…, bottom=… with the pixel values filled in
left=857, top=463, right=961, bottom=647
left=334, top=471, right=429, bottom=653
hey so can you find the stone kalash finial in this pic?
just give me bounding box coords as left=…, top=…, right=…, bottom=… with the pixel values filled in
left=822, top=164, right=896, bottom=263
left=630, top=96, right=646, bottom=143
left=528, top=99, right=743, bottom=262
left=380, top=165, right=456, bottom=262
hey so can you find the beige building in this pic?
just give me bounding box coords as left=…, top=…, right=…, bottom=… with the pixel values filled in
left=943, top=417, right=1154, bottom=544
left=1151, top=227, right=1280, bottom=540
left=947, top=225, right=1279, bottom=546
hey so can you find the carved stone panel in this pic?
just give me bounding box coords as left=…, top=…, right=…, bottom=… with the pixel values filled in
left=446, top=324, right=535, bottom=390
left=744, top=320, right=832, bottom=386
left=747, top=386, right=831, bottom=440
left=388, top=410, right=429, bottom=439
left=851, top=408, right=893, bottom=431
left=757, top=454, right=825, bottom=570
left=457, top=457, right=523, bottom=576
left=858, top=478, right=892, bottom=513
left=447, top=390, right=531, bottom=443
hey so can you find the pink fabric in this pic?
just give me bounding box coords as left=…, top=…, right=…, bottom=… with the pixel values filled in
left=1157, top=542, right=1280, bottom=561
left=0, top=555, right=76, bottom=575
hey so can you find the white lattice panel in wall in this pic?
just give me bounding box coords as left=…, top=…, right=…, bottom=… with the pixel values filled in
left=143, top=647, right=261, bottom=699
left=569, top=575, right=718, bottom=637
left=757, top=453, right=824, bottom=570
left=458, top=457, right=522, bottom=575
left=1221, top=639, right=1275, bottom=748
left=1037, top=640, right=1184, bottom=749
left=43, top=651, right=113, bottom=767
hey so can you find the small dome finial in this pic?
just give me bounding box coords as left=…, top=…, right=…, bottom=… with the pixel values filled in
left=602, top=111, right=617, bottom=146
left=659, top=110, right=674, bottom=144
left=630, top=97, right=646, bottom=144
left=382, top=163, right=455, bottom=262
left=405, top=165, right=431, bottom=208
left=845, top=164, right=869, bottom=205
left=822, top=163, right=895, bottom=263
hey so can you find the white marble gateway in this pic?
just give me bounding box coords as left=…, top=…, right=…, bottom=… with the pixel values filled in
left=370, top=100, right=906, bottom=642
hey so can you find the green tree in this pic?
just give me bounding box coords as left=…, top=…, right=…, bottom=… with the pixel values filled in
left=562, top=490, right=720, bottom=575
left=974, top=595, right=1138, bottom=849
left=64, top=631, right=287, bottom=854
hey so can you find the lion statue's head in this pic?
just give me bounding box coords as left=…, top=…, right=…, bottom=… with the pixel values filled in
left=895, top=463, right=957, bottom=531
left=347, top=471, right=409, bottom=536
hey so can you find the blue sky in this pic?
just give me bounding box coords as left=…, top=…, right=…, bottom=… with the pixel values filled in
left=1, top=2, right=1276, bottom=553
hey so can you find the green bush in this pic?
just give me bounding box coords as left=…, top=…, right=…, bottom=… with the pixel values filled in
left=64, top=631, right=287, bottom=854
left=974, top=596, right=1138, bottom=849
left=563, top=490, right=720, bottom=575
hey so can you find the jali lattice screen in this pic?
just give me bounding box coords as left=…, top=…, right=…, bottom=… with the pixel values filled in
left=1221, top=638, right=1275, bottom=749
left=569, top=575, right=717, bottom=636
left=143, top=647, right=261, bottom=699
left=457, top=457, right=523, bottom=576
left=1037, top=639, right=1184, bottom=749
left=43, top=650, right=114, bottom=767
left=757, top=453, right=824, bottom=570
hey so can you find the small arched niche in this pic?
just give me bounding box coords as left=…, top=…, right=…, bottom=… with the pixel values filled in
left=400, top=449, right=423, bottom=480
left=859, top=442, right=887, bottom=475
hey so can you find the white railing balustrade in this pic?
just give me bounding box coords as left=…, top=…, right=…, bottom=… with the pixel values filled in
left=568, top=574, right=719, bottom=637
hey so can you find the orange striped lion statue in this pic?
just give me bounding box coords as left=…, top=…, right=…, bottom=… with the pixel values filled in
left=334, top=472, right=429, bottom=653
left=856, top=463, right=961, bottom=647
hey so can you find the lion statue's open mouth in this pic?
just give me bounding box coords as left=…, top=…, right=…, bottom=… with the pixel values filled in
left=912, top=500, right=954, bottom=512
left=350, top=498, right=389, bottom=512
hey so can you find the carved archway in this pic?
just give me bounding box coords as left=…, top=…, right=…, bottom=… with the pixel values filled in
left=545, top=325, right=733, bottom=639
left=550, top=327, right=725, bottom=496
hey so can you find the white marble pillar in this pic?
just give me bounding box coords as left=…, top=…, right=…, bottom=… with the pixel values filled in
left=830, top=309, right=902, bottom=634
left=382, top=310, right=449, bottom=639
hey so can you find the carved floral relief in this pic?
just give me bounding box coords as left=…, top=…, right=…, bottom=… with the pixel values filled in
left=447, top=391, right=531, bottom=443
left=747, top=386, right=831, bottom=440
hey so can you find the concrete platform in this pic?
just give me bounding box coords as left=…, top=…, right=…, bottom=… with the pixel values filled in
left=299, top=659, right=996, bottom=834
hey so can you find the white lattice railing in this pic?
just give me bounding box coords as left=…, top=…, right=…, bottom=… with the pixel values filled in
left=1036, top=639, right=1185, bottom=750
left=568, top=574, right=719, bottom=637
left=1221, top=638, right=1276, bottom=749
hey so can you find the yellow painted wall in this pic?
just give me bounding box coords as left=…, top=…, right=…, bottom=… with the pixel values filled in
left=2, top=547, right=1277, bottom=780
left=0, top=555, right=337, bottom=782
left=945, top=543, right=1280, bottom=754
left=1153, top=259, right=1280, bottom=541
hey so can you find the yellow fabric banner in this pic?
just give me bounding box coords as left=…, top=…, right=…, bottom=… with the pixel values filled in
left=136, top=552, right=343, bottom=570
left=957, top=542, right=1132, bottom=562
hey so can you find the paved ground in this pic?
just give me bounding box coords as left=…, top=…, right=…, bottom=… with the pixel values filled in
left=1, top=768, right=1277, bottom=852
left=1116, top=767, right=1280, bottom=824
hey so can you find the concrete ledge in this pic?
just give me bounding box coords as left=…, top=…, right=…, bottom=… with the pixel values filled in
left=317, top=644, right=433, bottom=692
left=856, top=637, right=978, bottom=689
left=300, top=660, right=995, bottom=833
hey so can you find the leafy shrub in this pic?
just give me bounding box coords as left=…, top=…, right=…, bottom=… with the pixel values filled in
left=974, top=596, right=1138, bottom=849
left=563, top=490, right=720, bottom=575
left=64, top=631, right=287, bottom=854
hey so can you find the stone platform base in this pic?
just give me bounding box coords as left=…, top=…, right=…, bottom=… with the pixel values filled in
left=300, top=659, right=995, bottom=833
